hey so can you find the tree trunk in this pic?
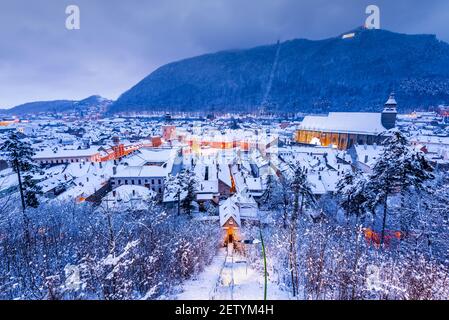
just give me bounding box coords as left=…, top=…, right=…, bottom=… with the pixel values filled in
left=289, top=230, right=297, bottom=297
left=107, top=213, right=115, bottom=254
left=15, top=161, right=31, bottom=246
left=282, top=191, right=288, bottom=229
left=380, top=196, right=388, bottom=248
left=288, top=187, right=301, bottom=296
left=351, top=219, right=362, bottom=300
left=15, top=161, right=26, bottom=213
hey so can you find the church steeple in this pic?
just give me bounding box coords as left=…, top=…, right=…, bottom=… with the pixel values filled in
left=381, top=92, right=398, bottom=130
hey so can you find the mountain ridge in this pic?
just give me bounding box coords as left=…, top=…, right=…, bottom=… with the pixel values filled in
left=1, top=95, right=112, bottom=116
left=109, top=28, right=449, bottom=114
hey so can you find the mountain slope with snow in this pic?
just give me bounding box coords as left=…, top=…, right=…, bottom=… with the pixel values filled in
left=109, top=28, right=449, bottom=114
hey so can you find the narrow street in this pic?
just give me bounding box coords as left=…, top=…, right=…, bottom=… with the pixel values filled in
left=176, top=243, right=290, bottom=300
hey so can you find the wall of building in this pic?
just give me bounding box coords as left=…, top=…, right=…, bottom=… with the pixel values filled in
left=36, top=155, right=100, bottom=165
left=111, top=176, right=165, bottom=194
left=218, top=180, right=232, bottom=198
left=295, top=130, right=383, bottom=150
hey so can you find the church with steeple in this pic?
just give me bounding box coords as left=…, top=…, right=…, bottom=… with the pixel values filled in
left=295, top=93, right=398, bottom=150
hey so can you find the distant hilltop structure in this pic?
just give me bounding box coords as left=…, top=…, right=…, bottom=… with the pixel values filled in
left=295, top=93, right=397, bottom=150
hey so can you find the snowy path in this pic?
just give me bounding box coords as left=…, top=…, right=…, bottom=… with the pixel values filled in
left=175, top=247, right=229, bottom=300
left=176, top=245, right=290, bottom=300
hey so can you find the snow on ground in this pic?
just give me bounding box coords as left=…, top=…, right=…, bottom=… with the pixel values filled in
left=175, top=248, right=228, bottom=300
left=175, top=246, right=290, bottom=300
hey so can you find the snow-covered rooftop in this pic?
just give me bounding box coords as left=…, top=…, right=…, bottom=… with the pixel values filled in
left=299, top=112, right=387, bottom=135
left=115, top=165, right=168, bottom=178
left=33, top=146, right=101, bottom=159
left=100, top=185, right=155, bottom=212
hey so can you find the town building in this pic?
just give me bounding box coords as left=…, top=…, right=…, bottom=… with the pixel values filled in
left=219, top=190, right=259, bottom=245
left=110, top=147, right=181, bottom=195
left=110, top=166, right=167, bottom=195
left=295, top=94, right=398, bottom=150
left=349, top=144, right=384, bottom=173
left=33, top=147, right=103, bottom=165
left=100, top=185, right=156, bottom=212
left=33, top=137, right=141, bottom=165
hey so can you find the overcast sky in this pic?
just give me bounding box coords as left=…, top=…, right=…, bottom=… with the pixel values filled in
left=1, top=0, right=448, bottom=108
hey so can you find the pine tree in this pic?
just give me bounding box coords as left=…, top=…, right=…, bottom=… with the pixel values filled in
left=259, top=173, right=284, bottom=211
left=0, top=132, right=42, bottom=212
left=336, top=169, right=372, bottom=222
left=366, top=131, right=434, bottom=246
left=181, top=169, right=197, bottom=216
left=290, top=164, right=315, bottom=222
left=164, top=169, right=198, bottom=216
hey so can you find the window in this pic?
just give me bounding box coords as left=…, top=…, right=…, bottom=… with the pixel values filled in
left=118, top=179, right=121, bottom=185
left=151, top=179, right=155, bottom=184
left=125, top=180, right=128, bottom=185
left=138, top=179, right=142, bottom=185
left=158, top=179, right=162, bottom=184
left=131, top=180, right=135, bottom=185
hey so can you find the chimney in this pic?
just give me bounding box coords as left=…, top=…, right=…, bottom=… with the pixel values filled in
left=113, top=166, right=117, bottom=175
left=364, top=155, right=369, bottom=164
left=113, top=190, right=116, bottom=197
left=132, top=189, right=136, bottom=196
